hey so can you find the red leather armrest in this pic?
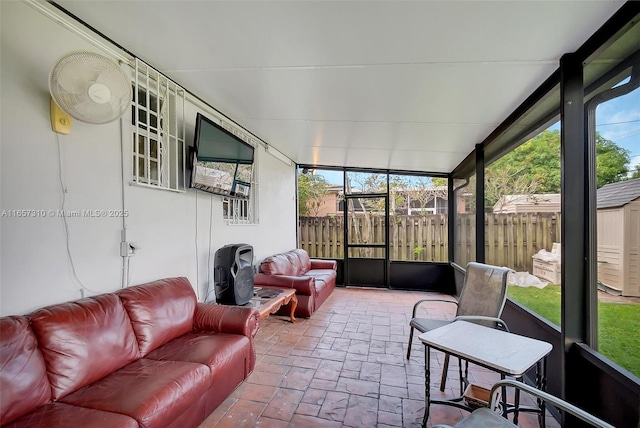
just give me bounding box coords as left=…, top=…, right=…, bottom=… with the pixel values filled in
left=194, top=303, right=259, bottom=338
left=254, top=273, right=315, bottom=296
left=310, top=259, right=337, bottom=271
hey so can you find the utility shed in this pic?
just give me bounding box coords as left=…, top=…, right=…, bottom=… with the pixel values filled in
left=597, top=178, right=640, bottom=297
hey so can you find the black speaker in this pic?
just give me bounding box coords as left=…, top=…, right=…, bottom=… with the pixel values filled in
left=213, top=244, right=254, bottom=305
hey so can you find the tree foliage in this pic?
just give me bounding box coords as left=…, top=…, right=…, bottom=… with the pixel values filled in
left=432, top=177, right=448, bottom=187
left=488, top=130, right=561, bottom=195
left=298, top=172, right=330, bottom=216
left=486, top=164, right=540, bottom=210
left=596, top=138, right=631, bottom=187
left=486, top=130, right=631, bottom=208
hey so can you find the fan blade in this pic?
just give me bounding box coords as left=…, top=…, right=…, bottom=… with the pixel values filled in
left=96, top=67, right=131, bottom=100
left=69, top=97, right=97, bottom=119
left=53, top=91, right=88, bottom=118
left=84, top=98, right=117, bottom=124
left=67, top=91, right=90, bottom=107
left=55, top=60, right=90, bottom=95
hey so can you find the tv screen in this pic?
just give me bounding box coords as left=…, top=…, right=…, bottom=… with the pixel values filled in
left=190, top=113, right=254, bottom=198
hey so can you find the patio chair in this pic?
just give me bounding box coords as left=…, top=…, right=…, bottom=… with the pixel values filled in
left=407, top=262, right=511, bottom=391
left=432, top=379, right=614, bottom=428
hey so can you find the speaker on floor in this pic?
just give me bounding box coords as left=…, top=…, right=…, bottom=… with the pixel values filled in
left=210, top=243, right=254, bottom=305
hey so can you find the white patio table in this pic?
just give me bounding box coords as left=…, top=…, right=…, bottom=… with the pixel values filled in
left=419, top=320, right=553, bottom=428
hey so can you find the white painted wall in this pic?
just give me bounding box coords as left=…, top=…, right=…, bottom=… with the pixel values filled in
left=0, top=1, right=297, bottom=315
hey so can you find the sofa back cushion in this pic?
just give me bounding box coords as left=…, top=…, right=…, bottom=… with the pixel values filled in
left=260, top=249, right=311, bottom=276
left=29, top=294, right=140, bottom=400
left=0, top=316, right=52, bottom=425
left=260, top=253, right=296, bottom=276
left=291, top=249, right=311, bottom=273
left=118, top=277, right=196, bottom=356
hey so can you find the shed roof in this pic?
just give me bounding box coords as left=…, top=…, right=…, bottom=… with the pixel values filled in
left=597, top=178, right=640, bottom=209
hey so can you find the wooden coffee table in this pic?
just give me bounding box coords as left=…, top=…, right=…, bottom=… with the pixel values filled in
left=245, top=287, right=298, bottom=323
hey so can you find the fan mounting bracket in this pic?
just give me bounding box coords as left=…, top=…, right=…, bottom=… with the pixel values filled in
left=50, top=98, right=72, bottom=135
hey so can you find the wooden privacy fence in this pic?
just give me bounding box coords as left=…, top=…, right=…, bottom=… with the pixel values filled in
left=298, top=212, right=561, bottom=273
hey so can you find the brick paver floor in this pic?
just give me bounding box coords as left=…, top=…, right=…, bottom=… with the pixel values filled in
left=200, top=287, right=560, bottom=428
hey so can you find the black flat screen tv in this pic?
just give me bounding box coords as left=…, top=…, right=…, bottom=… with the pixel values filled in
left=190, top=113, right=254, bottom=199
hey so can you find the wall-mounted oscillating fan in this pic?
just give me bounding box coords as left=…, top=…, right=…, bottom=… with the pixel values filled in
left=49, top=51, right=131, bottom=134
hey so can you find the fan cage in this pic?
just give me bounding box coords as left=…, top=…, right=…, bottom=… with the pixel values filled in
left=49, top=50, right=132, bottom=124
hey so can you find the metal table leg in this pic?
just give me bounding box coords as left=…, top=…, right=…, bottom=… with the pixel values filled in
left=513, top=376, right=521, bottom=424
left=537, top=358, right=547, bottom=428
left=422, top=344, right=431, bottom=428
left=501, top=373, right=508, bottom=419
left=440, top=353, right=449, bottom=392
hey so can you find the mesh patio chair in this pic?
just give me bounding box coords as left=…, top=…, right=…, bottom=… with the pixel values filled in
left=431, top=379, right=614, bottom=428
left=407, top=262, right=512, bottom=391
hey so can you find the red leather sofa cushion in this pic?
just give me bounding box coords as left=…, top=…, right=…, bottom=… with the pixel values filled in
left=283, top=251, right=305, bottom=276
left=60, top=358, right=209, bottom=428
left=118, top=277, right=196, bottom=356
left=259, top=249, right=314, bottom=277
left=260, top=253, right=297, bottom=276
left=146, top=332, right=250, bottom=398
left=306, top=269, right=337, bottom=288
left=0, top=316, right=51, bottom=425
left=291, top=249, right=312, bottom=273
left=146, top=332, right=249, bottom=375
left=145, top=303, right=260, bottom=377
left=310, top=259, right=337, bottom=270
left=193, top=303, right=260, bottom=337
left=29, top=294, right=140, bottom=400
left=144, top=302, right=260, bottom=418
left=3, top=403, right=139, bottom=428
left=193, top=302, right=260, bottom=376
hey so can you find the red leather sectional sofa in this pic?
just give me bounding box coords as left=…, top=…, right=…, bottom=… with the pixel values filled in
left=254, top=249, right=337, bottom=318
left=0, top=277, right=260, bottom=428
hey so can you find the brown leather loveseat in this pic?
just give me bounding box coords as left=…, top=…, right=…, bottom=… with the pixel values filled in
left=254, top=249, right=337, bottom=318
left=0, top=277, right=259, bottom=428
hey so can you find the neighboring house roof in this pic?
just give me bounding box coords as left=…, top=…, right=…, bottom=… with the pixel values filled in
left=498, top=194, right=561, bottom=205
left=493, top=193, right=561, bottom=214
left=597, top=178, right=640, bottom=209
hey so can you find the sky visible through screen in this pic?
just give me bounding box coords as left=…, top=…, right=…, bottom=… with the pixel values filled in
left=545, top=85, right=640, bottom=169
left=596, top=86, right=640, bottom=170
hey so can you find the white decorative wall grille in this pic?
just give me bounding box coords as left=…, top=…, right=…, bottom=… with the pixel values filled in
left=131, top=59, right=186, bottom=192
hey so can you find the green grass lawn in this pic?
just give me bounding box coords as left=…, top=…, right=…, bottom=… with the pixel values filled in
left=508, top=285, right=640, bottom=378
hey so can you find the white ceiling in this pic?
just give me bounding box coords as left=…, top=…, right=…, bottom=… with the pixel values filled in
left=56, top=1, right=625, bottom=173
